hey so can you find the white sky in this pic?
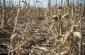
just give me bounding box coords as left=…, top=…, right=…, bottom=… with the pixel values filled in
left=1, top=0, right=85, bottom=7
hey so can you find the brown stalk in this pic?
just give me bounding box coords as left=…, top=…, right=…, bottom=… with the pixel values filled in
left=12, top=8, right=20, bottom=34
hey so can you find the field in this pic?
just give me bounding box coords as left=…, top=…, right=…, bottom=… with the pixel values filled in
left=0, top=0, right=85, bottom=55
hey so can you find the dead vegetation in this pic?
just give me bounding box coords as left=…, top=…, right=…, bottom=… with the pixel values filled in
left=0, top=0, right=85, bottom=55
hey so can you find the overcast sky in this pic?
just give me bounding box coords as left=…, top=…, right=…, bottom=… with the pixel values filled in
left=2, top=0, right=85, bottom=7
left=15, top=0, right=85, bottom=7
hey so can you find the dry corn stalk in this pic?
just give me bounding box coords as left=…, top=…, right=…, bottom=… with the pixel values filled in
left=8, top=8, right=20, bottom=55
left=59, top=25, right=82, bottom=55
left=13, top=8, right=20, bottom=34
